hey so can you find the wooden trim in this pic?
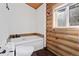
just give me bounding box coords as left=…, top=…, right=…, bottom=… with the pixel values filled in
left=26, top=3, right=43, bottom=9
left=9, top=33, right=44, bottom=39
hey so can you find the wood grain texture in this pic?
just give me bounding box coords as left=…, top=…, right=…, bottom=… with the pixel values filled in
left=9, top=33, right=44, bottom=38
left=26, top=3, right=43, bottom=9
left=46, top=3, right=79, bottom=56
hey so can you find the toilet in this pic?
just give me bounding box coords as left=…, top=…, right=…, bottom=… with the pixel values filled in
left=16, top=45, right=34, bottom=56
left=0, top=42, right=34, bottom=56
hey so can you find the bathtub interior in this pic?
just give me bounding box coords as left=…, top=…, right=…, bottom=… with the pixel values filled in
left=10, top=36, right=43, bottom=42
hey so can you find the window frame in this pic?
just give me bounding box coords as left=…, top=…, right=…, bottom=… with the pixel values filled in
left=53, top=3, right=79, bottom=28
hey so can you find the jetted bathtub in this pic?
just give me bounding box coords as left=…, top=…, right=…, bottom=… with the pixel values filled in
left=9, top=36, right=44, bottom=51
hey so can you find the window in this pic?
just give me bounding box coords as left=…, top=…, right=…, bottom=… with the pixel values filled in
left=53, top=3, right=79, bottom=28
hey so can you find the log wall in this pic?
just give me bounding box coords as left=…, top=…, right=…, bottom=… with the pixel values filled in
left=46, top=3, right=79, bottom=56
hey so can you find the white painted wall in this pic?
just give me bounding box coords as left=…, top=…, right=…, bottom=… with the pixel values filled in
left=36, top=4, right=46, bottom=47
left=0, top=4, right=9, bottom=46
left=0, top=3, right=46, bottom=47
left=8, top=3, right=37, bottom=34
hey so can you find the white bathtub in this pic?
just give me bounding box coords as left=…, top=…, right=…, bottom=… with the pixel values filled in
left=9, top=36, right=44, bottom=51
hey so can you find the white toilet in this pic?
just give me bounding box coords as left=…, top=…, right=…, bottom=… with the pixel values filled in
left=0, top=42, right=15, bottom=56
left=0, top=42, right=34, bottom=56
left=16, top=45, right=34, bottom=56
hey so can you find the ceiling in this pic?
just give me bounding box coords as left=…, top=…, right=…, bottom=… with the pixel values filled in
left=26, top=3, right=43, bottom=9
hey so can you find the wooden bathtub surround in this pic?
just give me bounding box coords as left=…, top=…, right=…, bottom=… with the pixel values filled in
left=46, top=3, right=79, bottom=56
left=9, top=33, right=44, bottom=39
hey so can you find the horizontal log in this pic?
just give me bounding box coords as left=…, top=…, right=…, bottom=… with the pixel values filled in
left=47, top=23, right=51, bottom=25
left=47, top=16, right=52, bottom=20
left=47, top=33, right=78, bottom=43
left=47, top=37, right=79, bottom=51
left=47, top=41, right=79, bottom=55
left=47, top=44, right=72, bottom=56
left=47, top=47, right=60, bottom=56
left=46, top=33, right=56, bottom=38
left=47, top=20, right=52, bottom=23
left=55, top=33, right=78, bottom=43
left=54, top=29, right=79, bottom=36
left=47, top=25, right=52, bottom=28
